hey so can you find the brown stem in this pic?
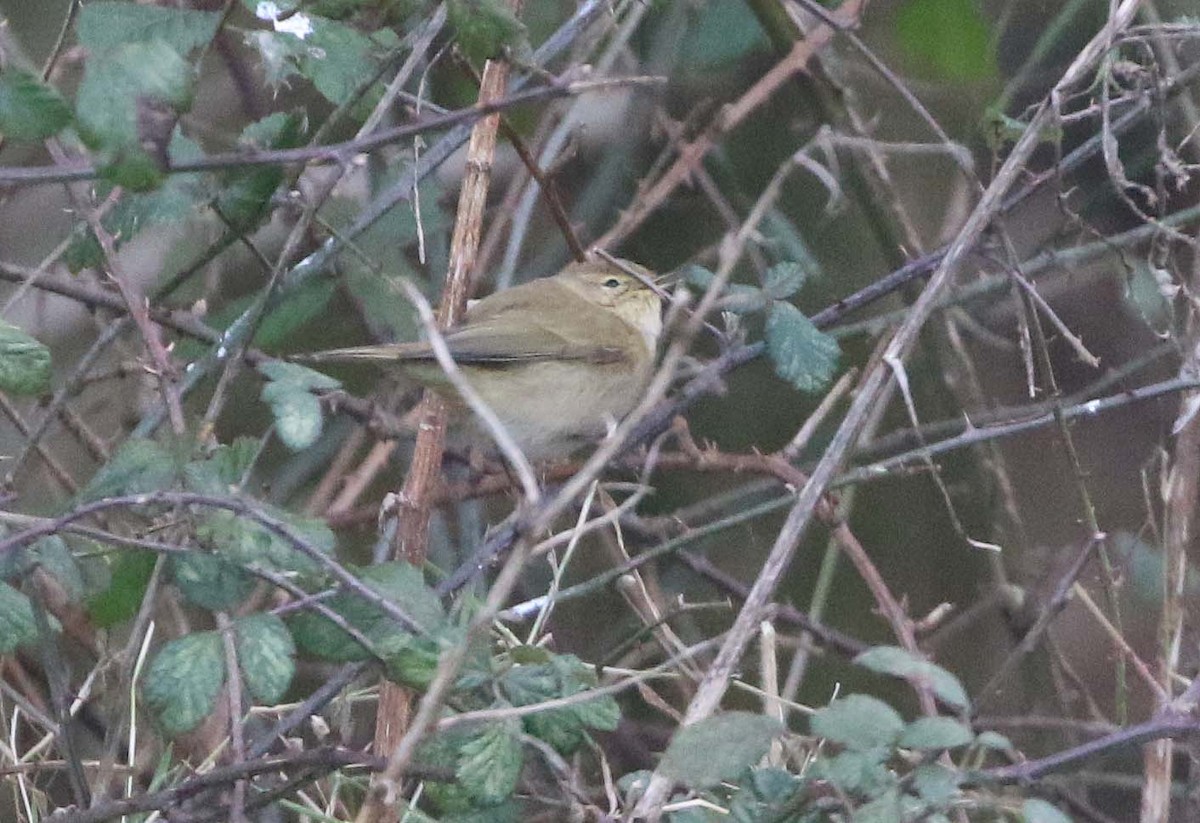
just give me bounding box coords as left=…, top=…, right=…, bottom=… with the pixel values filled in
left=367, top=25, right=519, bottom=823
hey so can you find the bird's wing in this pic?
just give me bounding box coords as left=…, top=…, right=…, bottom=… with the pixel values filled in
left=299, top=321, right=625, bottom=366
left=435, top=319, right=627, bottom=365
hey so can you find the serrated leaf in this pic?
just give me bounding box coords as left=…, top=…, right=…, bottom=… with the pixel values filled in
left=0, top=582, right=40, bottom=653
left=763, top=262, right=808, bottom=300
left=1023, top=798, right=1072, bottom=823
left=80, top=438, right=177, bottom=502
left=659, top=713, right=783, bottom=789
left=899, top=717, right=973, bottom=750
left=854, top=646, right=970, bottom=712
left=498, top=653, right=619, bottom=754
left=0, top=69, right=72, bottom=142
left=457, top=717, right=523, bottom=806
left=448, top=0, right=529, bottom=62
left=811, top=695, right=903, bottom=751
left=765, top=301, right=840, bottom=393
left=235, top=613, right=295, bottom=704
left=76, top=40, right=194, bottom=189
left=416, top=726, right=488, bottom=813
left=0, top=321, right=51, bottom=396
left=77, top=2, right=221, bottom=53
left=142, top=631, right=225, bottom=734
left=172, top=551, right=254, bottom=611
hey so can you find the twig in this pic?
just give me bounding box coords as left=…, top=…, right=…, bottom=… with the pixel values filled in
left=630, top=2, right=1149, bottom=816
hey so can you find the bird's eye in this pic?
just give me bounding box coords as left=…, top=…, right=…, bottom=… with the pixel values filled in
left=603, top=277, right=621, bottom=288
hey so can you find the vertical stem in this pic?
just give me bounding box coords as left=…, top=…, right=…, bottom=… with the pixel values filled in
left=1142, top=283, right=1200, bottom=823
left=369, top=15, right=521, bottom=820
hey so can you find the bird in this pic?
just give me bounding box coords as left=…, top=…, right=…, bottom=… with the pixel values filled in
left=303, top=257, right=665, bottom=460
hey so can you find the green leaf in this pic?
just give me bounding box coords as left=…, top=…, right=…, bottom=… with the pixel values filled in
left=912, top=763, right=961, bottom=806
left=28, top=537, right=85, bottom=602
left=76, top=40, right=194, bottom=189
left=242, top=14, right=397, bottom=108
left=1023, top=798, right=1072, bottom=823
left=216, top=112, right=306, bottom=231
left=895, top=0, right=997, bottom=83
left=680, top=0, right=768, bottom=68
left=854, top=788, right=902, bottom=823
left=0, top=582, right=40, bottom=653
left=235, top=613, right=296, bottom=704
left=262, top=381, right=325, bottom=450
left=810, top=748, right=894, bottom=796
left=0, top=69, right=72, bottom=142
left=198, top=506, right=333, bottom=573
left=728, top=767, right=803, bottom=823
left=142, top=631, right=225, bottom=734
left=854, top=646, right=970, bottom=712
left=683, top=265, right=768, bottom=314
left=80, top=438, right=177, bottom=502
left=973, top=730, right=1013, bottom=751
left=77, top=2, right=221, bottom=53
left=498, top=653, right=619, bottom=754
left=183, top=437, right=262, bottom=495
left=810, top=694, right=903, bottom=751
left=764, top=301, right=840, bottom=392
left=64, top=133, right=207, bottom=272
left=414, top=725, right=477, bottom=812
left=362, top=561, right=444, bottom=631
left=322, top=180, right=442, bottom=341
left=258, top=360, right=343, bottom=390
left=658, top=713, right=783, bottom=789
left=899, top=717, right=973, bottom=750
left=381, top=630, right=452, bottom=689
left=763, top=262, right=808, bottom=301
left=288, top=561, right=441, bottom=664
left=172, top=551, right=254, bottom=611
left=260, top=362, right=342, bottom=451
left=0, top=321, right=51, bottom=396
left=255, top=279, right=340, bottom=352
left=86, top=549, right=156, bottom=627
left=447, top=0, right=529, bottom=62
left=457, top=717, right=523, bottom=806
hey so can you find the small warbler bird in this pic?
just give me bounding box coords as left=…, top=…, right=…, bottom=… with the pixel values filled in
left=305, top=258, right=665, bottom=459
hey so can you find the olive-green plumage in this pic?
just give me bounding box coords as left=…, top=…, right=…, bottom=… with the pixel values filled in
left=305, top=258, right=664, bottom=458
